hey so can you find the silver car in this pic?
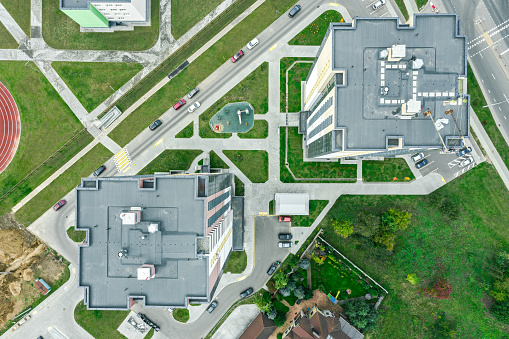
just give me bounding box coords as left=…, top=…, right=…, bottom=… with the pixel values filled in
left=460, top=157, right=473, bottom=167
left=278, top=241, right=292, bottom=248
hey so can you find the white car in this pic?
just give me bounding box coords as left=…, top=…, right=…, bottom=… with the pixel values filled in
left=247, top=38, right=259, bottom=50
left=460, top=157, right=473, bottom=168
left=373, top=0, right=386, bottom=10
left=188, top=102, right=201, bottom=113
left=411, top=152, right=424, bottom=162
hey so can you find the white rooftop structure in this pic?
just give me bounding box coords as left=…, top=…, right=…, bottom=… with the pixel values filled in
left=274, top=193, right=310, bottom=216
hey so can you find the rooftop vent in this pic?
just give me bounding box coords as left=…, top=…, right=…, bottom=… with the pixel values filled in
left=137, top=264, right=155, bottom=281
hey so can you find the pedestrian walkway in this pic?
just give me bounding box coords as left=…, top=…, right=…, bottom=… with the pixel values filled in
left=0, top=2, right=27, bottom=43
left=114, top=148, right=133, bottom=173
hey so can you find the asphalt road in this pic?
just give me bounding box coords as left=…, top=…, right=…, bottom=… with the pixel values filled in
left=440, top=0, right=509, bottom=144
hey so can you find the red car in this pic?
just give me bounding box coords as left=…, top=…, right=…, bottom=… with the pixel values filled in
left=173, top=99, right=186, bottom=110
left=53, top=199, right=66, bottom=211
left=231, top=50, right=244, bottom=63
left=278, top=216, right=291, bottom=222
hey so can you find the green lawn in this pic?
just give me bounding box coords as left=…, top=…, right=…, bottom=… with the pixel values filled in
left=171, top=0, right=224, bottom=39
left=362, top=158, right=415, bottom=182
left=52, top=62, right=144, bottom=112
left=239, top=120, right=268, bottom=139
left=173, top=308, right=190, bottom=323
left=0, top=62, right=91, bottom=216
left=280, top=58, right=314, bottom=112
left=468, top=64, right=509, bottom=169
left=175, top=122, right=194, bottom=138
left=210, top=150, right=229, bottom=169
left=115, top=0, right=260, bottom=113
left=234, top=176, right=244, bottom=196
left=109, top=0, right=300, bottom=144
left=66, top=226, right=86, bottom=242
left=139, top=150, right=203, bottom=174
left=416, top=0, right=428, bottom=9
left=289, top=10, right=343, bottom=45
left=2, top=0, right=31, bottom=36
left=0, top=22, right=18, bottom=49
left=15, top=144, right=112, bottom=224
left=42, top=0, right=159, bottom=50
left=223, top=150, right=268, bottom=183
left=224, top=250, right=247, bottom=273
left=311, top=258, right=368, bottom=299
left=291, top=200, right=328, bottom=226
left=394, top=0, right=409, bottom=21
left=74, top=301, right=128, bottom=339
left=317, top=163, right=509, bottom=338
left=280, top=127, right=357, bottom=183
left=197, top=62, right=268, bottom=139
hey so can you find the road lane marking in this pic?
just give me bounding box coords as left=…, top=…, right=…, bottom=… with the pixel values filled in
left=154, top=138, right=164, bottom=147
left=238, top=276, right=247, bottom=281
left=269, top=43, right=278, bottom=51
left=492, top=73, right=496, bottom=79
left=502, top=48, right=509, bottom=55
left=329, top=3, right=338, bottom=6
left=483, top=32, right=494, bottom=46
left=114, top=148, right=132, bottom=172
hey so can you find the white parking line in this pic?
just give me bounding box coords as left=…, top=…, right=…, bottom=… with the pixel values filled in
left=492, top=73, right=496, bottom=79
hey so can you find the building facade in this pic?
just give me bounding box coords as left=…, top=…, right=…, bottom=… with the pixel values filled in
left=60, top=0, right=148, bottom=28
left=301, top=14, right=469, bottom=159
left=76, top=172, right=241, bottom=310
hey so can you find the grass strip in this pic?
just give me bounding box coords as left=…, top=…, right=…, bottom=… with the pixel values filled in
left=139, top=150, right=203, bottom=174
left=291, top=200, right=328, bottom=226
left=15, top=144, right=113, bottom=224
left=289, top=10, right=343, bottom=45
left=362, top=158, right=415, bottom=182
left=223, top=150, right=268, bottom=183
left=394, top=0, right=409, bottom=21
left=224, top=250, right=247, bottom=273
left=280, top=58, right=314, bottom=112
left=210, top=151, right=229, bottom=169
left=416, top=0, right=428, bottom=9
left=238, top=120, right=268, bottom=139
left=52, top=62, right=144, bottom=112
left=175, top=122, right=194, bottom=138
left=67, top=226, right=86, bottom=242
left=0, top=21, right=18, bottom=49
left=171, top=0, right=224, bottom=39
left=110, top=0, right=299, bottom=145
left=234, top=176, right=244, bottom=196
left=468, top=64, right=509, bottom=168
left=280, top=127, right=357, bottom=182
left=1, top=0, right=31, bottom=36
left=42, top=0, right=159, bottom=50
left=74, top=300, right=128, bottom=339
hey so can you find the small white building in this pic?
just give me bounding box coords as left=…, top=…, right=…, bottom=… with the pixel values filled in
left=274, top=193, right=310, bottom=216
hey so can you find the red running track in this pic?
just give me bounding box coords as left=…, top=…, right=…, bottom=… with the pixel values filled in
left=0, top=82, right=20, bottom=173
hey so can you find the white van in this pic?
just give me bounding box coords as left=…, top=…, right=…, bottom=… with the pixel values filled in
left=373, top=0, right=386, bottom=10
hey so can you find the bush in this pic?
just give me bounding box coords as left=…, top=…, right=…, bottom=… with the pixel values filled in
left=407, top=273, right=419, bottom=285
left=299, top=258, right=310, bottom=270
left=430, top=311, right=457, bottom=338
left=433, top=278, right=453, bottom=300
left=274, top=271, right=289, bottom=290
left=382, top=209, right=411, bottom=232
left=279, top=287, right=291, bottom=297
left=344, top=300, right=379, bottom=331
left=277, top=334, right=283, bottom=339
left=267, top=306, right=277, bottom=320
left=368, top=288, right=379, bottom=298
left=355, top=212, right=380, bottom=238
left=294, top=286, right=305, bottom=299
left=287, top=281, right=297, bottom=291
left=274, top=312, right=287, bottom=327
left=332, top=219, right=353, bottom=238
left=491, top=301, right=509, bottom=324
left=288, top=254, right=300, bottom=268
left=303, top=287, right=314, bottom=300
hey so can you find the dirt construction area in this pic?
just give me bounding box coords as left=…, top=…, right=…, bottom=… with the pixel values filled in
left=0, top=214, right=68, bottom=333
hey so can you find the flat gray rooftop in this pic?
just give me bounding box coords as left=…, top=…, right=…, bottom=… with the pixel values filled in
left=77, top=176, right=208, bottom=309
left=332, top=15, right=468, bottom=150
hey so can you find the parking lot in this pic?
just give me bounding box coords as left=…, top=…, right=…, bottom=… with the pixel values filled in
left=254, top=216, right=292, bottom=272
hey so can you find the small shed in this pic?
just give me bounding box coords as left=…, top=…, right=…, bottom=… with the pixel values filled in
left=34, top=278, right=52, bottom=295
left=274, top=193, right=309, bottom=216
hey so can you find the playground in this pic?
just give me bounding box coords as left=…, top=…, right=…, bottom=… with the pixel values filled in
left=209, top=102, right=254, bottom=134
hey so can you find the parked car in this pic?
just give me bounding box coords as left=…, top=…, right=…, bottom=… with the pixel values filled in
left=279, top=241, right=292, bottom=248
left=278, top=233, right=292, bottom=240
left=267, top=261, right=281, bottom=275
left=240, top=288, right=254, bottom=298
left=187, top=87, right=199, bottom=98
left=173, top=99, right=186, bottom=110
left=53, top=199, right=66, bottom=211
left=93, top=165, right=106, bottom=176
left=247, top=38, right=259, bottom=49
left=231, top=50, right=244, bottom=62
left=149, top=119, right=162, bottom=131
left=288, top=4, right=301, bottom=17
left=460, top=157, right=473, bottom=167
left=458, top=147, right=472, bottom=156
left=206, top=301, right=218, bottom=313
left=188, top=102, right=201, bottom=113
left=278, top=216, right=291, bottom=222
left=415, top=159, right=428, bottom=169
left=372, top=0, right=386, bottom=10
left=411, top=152, right=424, bottom=162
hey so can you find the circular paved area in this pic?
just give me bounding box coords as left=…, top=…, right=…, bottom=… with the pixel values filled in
left=0, top=82, right=20, bottom=173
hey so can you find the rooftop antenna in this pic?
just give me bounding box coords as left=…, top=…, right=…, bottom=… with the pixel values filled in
left=423, top=110, right=448, bottom=151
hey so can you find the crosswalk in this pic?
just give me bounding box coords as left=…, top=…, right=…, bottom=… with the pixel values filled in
left=114, top=148, right=131, bottom=172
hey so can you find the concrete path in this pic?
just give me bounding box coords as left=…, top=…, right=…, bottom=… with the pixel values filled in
left=211, top=305, right=259, bottom=339
left=0, top=2, right=28, bottom=44
left=402, top=0, right=419, bottom=17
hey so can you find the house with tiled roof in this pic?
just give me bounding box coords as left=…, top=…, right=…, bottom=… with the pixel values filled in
left=239, top=312, right=277, bottom=339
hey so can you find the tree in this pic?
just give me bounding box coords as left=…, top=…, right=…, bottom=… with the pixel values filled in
left=299, top=259, right=310, bottom=270
left=288, top=254, right=300, bottom=269
left=279, top=287, right=291, bottom=297
left=355, top=211, right=380, bottom=238
left=490, top=301, right=509, bottom=324
left=433, top=278, right=453, bottom=300
left=254, top=292, right=272, bottom=313
left=406, top=273, right=419, bottom=285
left=274, top=312, right=286, bottom=327
left=303, top=287, right=314, bottom=300
left=294, top=286, right=305, bottom=299
left=382, top=209, right=411, bottom=231
left=287, top=281, right=297, bottom=291
left=291, top=273, right=301, bottom=282
left=343, top=300, right=379, bottom=331
left=374, top=232, right=396, bottom=251
left=267, top=306, right=277, bottom=320
left=274, top=271, right=289, bottom=290
left=332, top=219, right=353, bottom=238
left=491, top=277, right=509, bottom=302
